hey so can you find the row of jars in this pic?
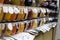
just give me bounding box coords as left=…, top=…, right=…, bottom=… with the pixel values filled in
left=0, top=6, right=57, bottom=21
left=0, top=0, right=48, bottom=6
left=0, top=17, right=56, bottom=36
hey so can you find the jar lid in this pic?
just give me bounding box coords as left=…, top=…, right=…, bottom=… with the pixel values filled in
left=32, top=8, right=38, bottom=13
left=24, top=8, right=28, bottom=14
left=7, top=23, right=13, bottom=30
left=3, top=6, right=8, bottom=13
left=14, top=7, right=20, bottom=14
left=1, top=24, right=5, bottom=30
left=9, top=6, right=14, bottom=14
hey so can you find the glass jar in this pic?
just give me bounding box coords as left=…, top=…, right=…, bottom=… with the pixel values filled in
left=28, top=8, right=32, bottom=19
left=37, top=8, right=41, bottom=17
left=24, top=8, right=28, bottom=19
left=27, top=20, right=32, bottom=30
left=17, top=22, right=25, bottom=33
left=32, top=19, right=38, bottom=29
left=17, top=8, right=25, bottom=20
left=5, top=23, right=13, bottom=36
left=40, top=8, right=46, bottom=17
left=3, top=6, right=13, bottom=20
left=32, top=8, right=38, bottom=18
left=24, top=21, right=28, bottom=31
left=11, top=23, right=17, bottom=35
left=40, top=18, right=46, bottom=26
left=10, top=7, right=18, bottom=20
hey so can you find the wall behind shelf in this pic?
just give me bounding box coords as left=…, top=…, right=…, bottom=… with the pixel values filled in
left=55, top=0, right=59, bottom=40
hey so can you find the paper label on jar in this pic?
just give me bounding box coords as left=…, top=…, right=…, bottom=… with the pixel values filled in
left=9, top=7, right=14, bottom=14
left=3, top=6, right=8, bottom=13
left=1, top=24, right=5, bottom=30
left=7, top=23, right=13, bottom=30
left=14, top=7, right=20, bottom=14
left=32, top=8, right=38, bottom=13
left=24, top=8, right=28, bottom=14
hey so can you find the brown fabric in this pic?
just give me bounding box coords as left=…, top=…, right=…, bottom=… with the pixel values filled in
left=0, top=0, right=4, bottom=3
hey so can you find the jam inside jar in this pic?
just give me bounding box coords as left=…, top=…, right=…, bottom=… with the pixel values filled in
left=17, top=8, right=25, bottom=20
left=10, top=7, right=18, bottom=20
